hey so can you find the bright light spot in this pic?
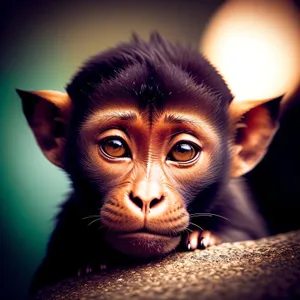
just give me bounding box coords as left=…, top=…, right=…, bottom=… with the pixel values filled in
left=201, top=0, right=300, bottom=101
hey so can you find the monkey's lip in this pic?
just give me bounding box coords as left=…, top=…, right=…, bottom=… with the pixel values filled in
left=106, top=231, right=181, bottom=258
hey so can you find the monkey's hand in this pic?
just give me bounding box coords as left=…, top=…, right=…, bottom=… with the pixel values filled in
left=185, top=230, right=221, bottom=250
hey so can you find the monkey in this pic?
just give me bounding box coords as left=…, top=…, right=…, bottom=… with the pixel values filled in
left=17, top=33, right=282, bottom=292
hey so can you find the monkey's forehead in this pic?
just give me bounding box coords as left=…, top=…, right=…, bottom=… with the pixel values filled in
left=85, top=93, right=221, bottom=122
left=83, top=68, right=227, bottom=126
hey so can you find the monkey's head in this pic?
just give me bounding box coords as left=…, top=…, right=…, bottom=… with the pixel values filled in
left=17, top=34, right=281, bottom=258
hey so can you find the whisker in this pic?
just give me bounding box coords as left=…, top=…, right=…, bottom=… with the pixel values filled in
left=88, top=218, right=101, bottom=226
left=82, top=215, right=100, bottom=219
left=188, top=222, right=204, bottom=231
left=98, top=225, right=105, bottom=231
left=190, top=213, right=230, bottom=222
left=183, top=228, right=192, bottom=234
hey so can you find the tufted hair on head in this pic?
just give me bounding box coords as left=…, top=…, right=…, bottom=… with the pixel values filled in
left=66, top=32, right=233, bottom=111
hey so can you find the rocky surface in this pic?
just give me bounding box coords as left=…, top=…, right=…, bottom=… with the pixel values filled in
left=33, top=230, right=300, bottom=300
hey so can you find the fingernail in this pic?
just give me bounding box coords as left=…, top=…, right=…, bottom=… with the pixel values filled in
left=201, top=238, right=208, bottom=248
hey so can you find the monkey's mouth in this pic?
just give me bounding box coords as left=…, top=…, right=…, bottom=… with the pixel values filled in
left=105, top=230, right=181, bottom=258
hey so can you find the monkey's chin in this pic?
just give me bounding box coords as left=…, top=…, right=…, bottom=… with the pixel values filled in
left=106, top=232, right=181, bottom=258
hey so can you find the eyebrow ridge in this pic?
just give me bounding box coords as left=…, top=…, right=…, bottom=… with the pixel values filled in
left=164, top=114, right=200, bottom=126
left=98, top=111, right=138, bottom=122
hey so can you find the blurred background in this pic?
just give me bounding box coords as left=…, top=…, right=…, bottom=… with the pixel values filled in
left=0, top=1, right=299, bottom=299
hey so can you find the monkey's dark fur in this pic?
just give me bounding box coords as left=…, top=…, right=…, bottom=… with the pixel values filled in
left=20, top=33, right=280, bottom=292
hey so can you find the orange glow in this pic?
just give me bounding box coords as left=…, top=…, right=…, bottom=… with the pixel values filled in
left=201, top=0, right=300, bottom=101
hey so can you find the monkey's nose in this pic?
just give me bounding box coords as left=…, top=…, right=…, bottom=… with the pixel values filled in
left=129, top=193, right=164, bottom=214
left=129, top=181, right=165, bottom=214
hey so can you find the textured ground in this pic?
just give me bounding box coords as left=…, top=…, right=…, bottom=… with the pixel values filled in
left=33, top=230, right=300, bottom=300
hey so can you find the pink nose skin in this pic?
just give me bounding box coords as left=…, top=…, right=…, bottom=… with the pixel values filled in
left=129, top=180, right=165, bottom=215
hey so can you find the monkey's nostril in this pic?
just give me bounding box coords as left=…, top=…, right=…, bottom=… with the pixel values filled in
left=129, top=192, right=144, bottom=210
left=149, top=196, right=164, bottom=209
left=129, top=192, right=164, bottom=212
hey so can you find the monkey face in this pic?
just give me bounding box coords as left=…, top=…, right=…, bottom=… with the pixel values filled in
left=78, top=98, right=223, bottom=257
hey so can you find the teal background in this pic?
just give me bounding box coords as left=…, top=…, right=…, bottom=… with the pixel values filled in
left=0, top=1, right=222, bottom=298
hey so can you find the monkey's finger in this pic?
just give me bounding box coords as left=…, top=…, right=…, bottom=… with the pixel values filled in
left=199, top=230, right=221, bottom=249
left=199, top=230, right=211, bottom=249
left=186, top=231, right=202, bottom=250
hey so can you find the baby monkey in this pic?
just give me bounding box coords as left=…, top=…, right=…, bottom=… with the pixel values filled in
left=17, top=33, right=282, bottom=291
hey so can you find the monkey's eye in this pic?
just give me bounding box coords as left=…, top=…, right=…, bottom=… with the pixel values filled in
left=168, top=142, right=200, bottom=163
left=99, top=137, right=131, bottom=158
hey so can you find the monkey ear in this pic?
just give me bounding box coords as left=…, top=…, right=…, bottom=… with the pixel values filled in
left=16, top=89, right=72, bottom=168
left=229, top=95, right=283, bottom=177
